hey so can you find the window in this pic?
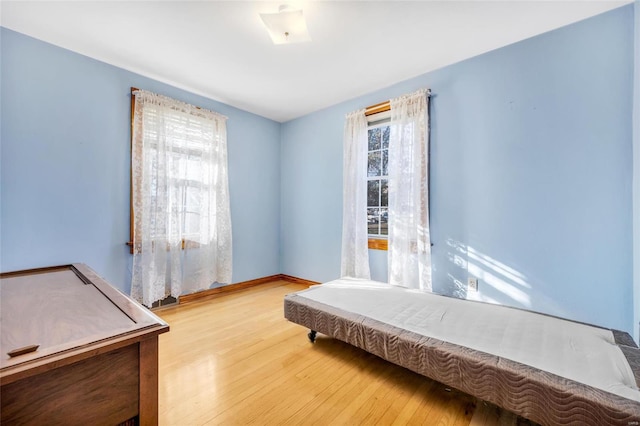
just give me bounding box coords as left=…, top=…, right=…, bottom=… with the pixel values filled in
left=129, top=88, right=229, bottom=253
left=139, top=114, right=210, bottom=246
left=342, top=89, right=430, bottom=279
left=366, top=108, right=391, bottom=250
left=367, top=125, right=389, bottom=236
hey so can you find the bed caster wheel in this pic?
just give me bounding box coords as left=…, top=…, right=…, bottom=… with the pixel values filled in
left=308, top=330, right=317, bottom=343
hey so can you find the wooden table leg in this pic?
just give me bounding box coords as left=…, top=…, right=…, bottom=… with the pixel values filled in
left=139, top=337, right=159, bottom=426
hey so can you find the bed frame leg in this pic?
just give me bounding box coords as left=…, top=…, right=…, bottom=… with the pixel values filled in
left=308, top=330, right=317, bottom=343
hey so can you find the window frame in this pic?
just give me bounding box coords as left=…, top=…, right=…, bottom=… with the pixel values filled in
left=128, top=88, right=136, bottom=254
left=365, top=102, right=391, bottom=251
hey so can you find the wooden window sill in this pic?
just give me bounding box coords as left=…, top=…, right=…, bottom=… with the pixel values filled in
left=368, top=238, right=388, bottom=251
left=126, top=239, right=200, bottom=254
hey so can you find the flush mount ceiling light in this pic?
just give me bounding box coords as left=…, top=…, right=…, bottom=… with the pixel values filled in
left=259, top=4, right=311, bottom=45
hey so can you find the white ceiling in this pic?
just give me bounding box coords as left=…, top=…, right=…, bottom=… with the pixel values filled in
left=0, top=1, right=631, bottom=122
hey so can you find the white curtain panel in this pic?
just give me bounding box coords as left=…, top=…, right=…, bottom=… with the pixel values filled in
left=131, top=90, right=232, bottom=307
left=388, top=89, right=432, bottom=291
left=341, top=109, right=371, bottom=279
left=633, top=0, right=640, bottom=343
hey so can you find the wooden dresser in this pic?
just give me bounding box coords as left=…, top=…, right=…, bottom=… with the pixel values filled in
left=0, top=264, right=169, bottom=425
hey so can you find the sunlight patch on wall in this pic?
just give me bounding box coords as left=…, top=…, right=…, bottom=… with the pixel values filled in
left=467, top=246, right=530, bottom=289
left=446, top=238, right=531, bottom=308
left=468, top=262, right=532, bottom=307
left=444, top=238, right=574, bottom=318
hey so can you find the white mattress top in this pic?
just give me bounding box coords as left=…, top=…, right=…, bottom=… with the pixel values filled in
left=297, top=277, right=640, bottom=402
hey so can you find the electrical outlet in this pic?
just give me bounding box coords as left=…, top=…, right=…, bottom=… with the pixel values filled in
left=468, top=277, right=478, bottom=292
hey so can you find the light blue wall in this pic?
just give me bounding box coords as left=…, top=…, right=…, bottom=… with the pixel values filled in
left=281, top=5, right=635, bottom=334
left=0, top=28, right=282, bottom=293
left=1, top=6, right=636, bottom=336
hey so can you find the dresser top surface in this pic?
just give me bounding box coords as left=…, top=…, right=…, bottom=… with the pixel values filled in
left=0, top=264, right=168, bottom=372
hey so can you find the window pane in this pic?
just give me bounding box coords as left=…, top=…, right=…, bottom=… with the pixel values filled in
left=382, top=149, right=388, bottom=176
left=186, top=186, right=201, bottom=212
left=367, top=180, right=380, bottom=207
left=380, top=208, right=388, bottom=235
left=186, top=158, right=204, bottom=182
left=185, top=212, right=200, bottom=237
left=368, top=207, right=380, bottom=235
left=368, top=128, right=381, bottom=150
left=382, top=126, right=390, bottom=149
left=381, top=179, right=388, bottom=206
left=368, top=151, right=381, bottom=177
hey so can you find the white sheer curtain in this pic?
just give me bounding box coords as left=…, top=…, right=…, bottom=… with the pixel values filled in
left=341, top=110, right=371, bottom=279
left=388, top=89, right=432, bottom=291
left=633, top=0, right=640, bottom=343
left=131, top=90, right=232, bottom=307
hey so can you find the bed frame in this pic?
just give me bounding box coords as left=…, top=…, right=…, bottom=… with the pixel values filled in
left=284, top=290, right=640, bottom=425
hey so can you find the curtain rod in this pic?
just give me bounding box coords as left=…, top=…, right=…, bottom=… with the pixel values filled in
left=365, top=89, right=432, bottom=116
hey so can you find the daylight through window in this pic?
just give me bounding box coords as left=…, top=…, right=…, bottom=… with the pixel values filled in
left=367, top=124, right=389, bottom=237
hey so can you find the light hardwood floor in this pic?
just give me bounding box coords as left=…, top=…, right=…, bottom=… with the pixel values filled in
left=156, top=280, right=535, bottom=426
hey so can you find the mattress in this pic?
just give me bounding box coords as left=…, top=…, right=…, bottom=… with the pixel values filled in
left=284, top=278, right=640, bottom=425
